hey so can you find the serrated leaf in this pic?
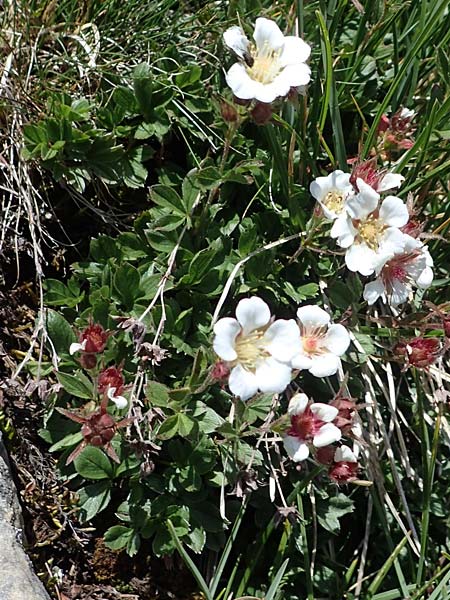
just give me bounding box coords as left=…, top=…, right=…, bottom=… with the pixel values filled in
left=151, top=185, right=187, bottom=219
left=104, top=525, right=134, bottom=550
left=114, top=263, right=141, bottom=309
left=146, top=381, right=170, bottom=407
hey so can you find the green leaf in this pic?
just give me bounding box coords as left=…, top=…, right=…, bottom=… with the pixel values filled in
left=146, top=381, right=170, bottom=407
left=177, top=413, right=197, bottom=438
left=78, top=480, right=112, bottom=522
left=186, top=526, right=206, bottom=554
left=157, top=415, right=179, bottom=440
left=104, top=525, right=134, bottom=550
left=317, top=493, right=354, bottom=534
left=57, top=371, right=93, bottom=399
left=45, top=309, right=76, bottom=355
left=114, top=263, right=141, bottom=309
left=74, top=446, right=114, bottom=479
left=150, top=185, right=187, bottom=219
left=133, top=62, right=153, bottom=121
left=49, top=431, right=83, bottom=452
left=45, top=278, right=84, bottom=308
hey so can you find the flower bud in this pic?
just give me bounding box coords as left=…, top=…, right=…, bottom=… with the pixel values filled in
left=98, top=366, right=124, bottom=396
left=79, top=353, right=97, bottom=370
left=211, top=361, right=230, bottom=382
left=395, top=337, right=441, bottom=368
left=250, top=102, right=273, bottom=125
left=80, top=324, right=108, bottom=354
left=220, top=100, right=238, bottom=123
left=328, top=460, right=359, bottom=484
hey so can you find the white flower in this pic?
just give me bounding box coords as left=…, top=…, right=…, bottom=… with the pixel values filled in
left=213, top=296, right=301, bottom=401
left=283, top=393, right=341, bottom=462
left=223, top=17, right=311, bottom=104
left=291, top=305, right=350, bottom=377
left=107, top=386, right=128, bottom=409
left=310, top=170, right=354, bottom=220
left=363, top=235, right=434, bottom=306
left=332, top=178, right=409, bottom=276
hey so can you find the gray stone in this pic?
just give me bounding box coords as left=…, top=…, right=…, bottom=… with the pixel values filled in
left=0, top=432, right=51, bottom=600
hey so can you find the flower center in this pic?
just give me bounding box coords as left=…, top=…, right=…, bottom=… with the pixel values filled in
left=288, top=408, right=324, bottom=441
left=247, top=43, right=282, bottom=85
left=323, top=191, right=345, bottom=214
left=357, top=215, right=386, bottom=250
left=302, top=336, right=320, bottom=355
left=234, top=330, right=269, bottom=371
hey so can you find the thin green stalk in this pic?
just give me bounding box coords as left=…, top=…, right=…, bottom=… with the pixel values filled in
left=296, top=493, right=314, bottom=600
left=416, top=370, right=441, bottom=586
left=367, top=534, right=411, bottom=598
left=263, top=124, right=289, bottom=201
left=234, top=467, right=323, bottom=597
left=316, top=10, right=347, bottom=170
left=362, top=0, right=449, bottom=157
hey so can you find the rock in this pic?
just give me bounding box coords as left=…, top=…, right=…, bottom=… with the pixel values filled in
left=0, top=432, right=51, bottom=600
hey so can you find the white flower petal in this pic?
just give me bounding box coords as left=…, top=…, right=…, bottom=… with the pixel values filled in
left=323, top=324, right=350, bottom=356
left=346, top=179, right=380, bottom=219
left=390, top=280, right=410, bottom=306
left=330, top=215, right=357, bottom=247
left=223, top=26, right=250, bottom=59
left=273, top=63, right=311, bottom=89
left=334, top=445, right=357, bottom=463
left=253, top=17, right=285, bottom=52
left=69, top=341, right=86, bottom=355
left=378, top=172, right=404, bottom=192
left=297, top=305, right=330, bottom=328
left=417, top=266, right=433, bottom=288
left=225, top=63, right=261, bottom=100
left=313, top=423, right=341, bottom=447
left=107, top=387, right=128, bottom=409
left=236, top=296, right=271, bottom=335
left=283, top=435, right=310, bottom=462
left=310, top=403, right=339, bottom=423
left=309, top=353, right=341, bottom=377
left=290, top=351, right=313, bottom=370
left=213, top=317, right=240, bottom=361
left=363, top=279, right=386, bottom=305
left=263, top=319, right=301, bottom=362
left=253, top=78, right=290, bottom=103
left=288, top=393, right=309, bottom=416
left=280, top=36, right=311, bottom=66
left=228, top=364, right=259, bottom=401
left=379, top=196, right=409, bottom=228
left=380, top=227, right=408, bottom=255
left=255, top=357, right=293, bottom=395
left=345, top=243, right=376, bottom=276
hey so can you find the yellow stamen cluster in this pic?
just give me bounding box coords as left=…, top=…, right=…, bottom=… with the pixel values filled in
left=323, top=191, right=345, bottom=214
left=357, top=215, right=386, bottom=250
left=246, top=42, right=282, bottom=85
left=234, top=330, right=269, bottom=371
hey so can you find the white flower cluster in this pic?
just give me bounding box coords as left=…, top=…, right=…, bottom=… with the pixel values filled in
left=311, top=167, right=433, bottom=306
left=213, top=297, right=350, bottom=401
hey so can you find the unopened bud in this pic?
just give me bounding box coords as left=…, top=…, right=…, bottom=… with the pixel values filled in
left=250, top=102, right=273, bottom=125
left=220, top=100, right=238, bottom=123
left=395, top=337, right=441, bottom=368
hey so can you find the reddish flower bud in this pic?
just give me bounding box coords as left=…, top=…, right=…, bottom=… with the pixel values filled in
left=80, top=324, right=108, bottom=354
left=395, top=337, right=441, bottom=368
left=211, top=361, right=230, bottom=382
left=250, top=102, right=273, bottom=125
left=220, top=100, right=238, bottom=123
left=377, top=114, right=390, bottom=134
left=98, top=366, right=124, bottom=395
left=330, top=397, right=357, bottom=434
left=79, top=353, right=98, bottom=370
left=329, top=460, right=359, bottom=484
left=316, top=446, right=335, bottom=465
